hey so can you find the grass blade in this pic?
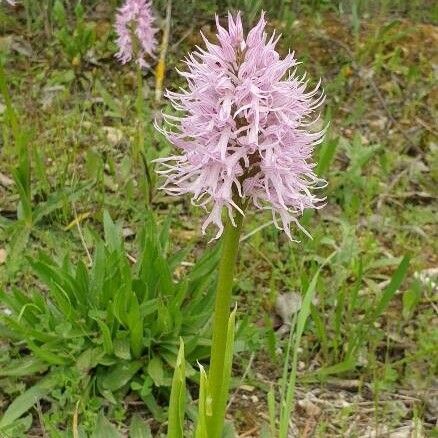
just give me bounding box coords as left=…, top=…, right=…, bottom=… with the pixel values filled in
left=370, top=255, right=410, bottom=321
left=167, top=338, right=186, bottom=438
left=195, top=363, right=212, bottom=438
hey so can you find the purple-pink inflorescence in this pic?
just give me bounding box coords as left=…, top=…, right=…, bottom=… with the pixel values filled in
left=114, top=0, right=157, bottom=68
left=156, top=12, right=326, bottom=240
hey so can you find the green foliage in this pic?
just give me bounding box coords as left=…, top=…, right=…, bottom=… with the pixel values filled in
left=0, top=212, right=220, bottom=429
left=337, top=135, right=381, bottom=216
left=52, top=0, right=96, bottom=64
left=306, top=256, right=411, bottom=381
left=0, top=375, right=58, bottom=431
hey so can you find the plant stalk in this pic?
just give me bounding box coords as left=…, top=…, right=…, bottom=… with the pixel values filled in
left=207, top=210, right=244, bottom=437
left=134, top=50, right=152, bottom=204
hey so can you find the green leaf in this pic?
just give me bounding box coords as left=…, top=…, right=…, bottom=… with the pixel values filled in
left=13, top=170, right=32, bottom=223
left=114, top=337, right=132, bottom=360
left=52, top=0, right=67, bottom=27
left=95, top=318, right=114, bottom=355
left=30, top=260, right=74, bottom=320
left=142, top=393, right=166, bottom=422
left=0, top=375, right=57, bottom=428
left=317, top=137, right=339, bottom=175
left=90, top=241, right=106, bottom=305
left=129, top=414, right=152, bottom=438
left=28, top=341, right=68, bottom=365
left=0, top=357, right=47, bottom=377
left=76, top=348, right=105, bottom=374
left=92, top=413, right=121, bottom=438
left=220, top=307, right=237, bottom=408
left=195, top=364, right=209, bottom=438
left=159, top=212, right=172, bottom=256
left=306, top=357, right=356, bottom=380
left=1, top=315, right=57, bottom=343
left=147, top=356, right=165, bottom=387
left=128, top=292, right=143, bottom=359
left=103, top=210, right=122, bottom=253
left=371, top=255, right=410, bottom=320
left=0, top=414, right=32, bottom=436
left=99, top=361, right=142, bottom=392
left=4, top=221, right=30, bottom=276
left=167, top=339, right=186, bottom=438
left=402, top=280, right=422, bottom=319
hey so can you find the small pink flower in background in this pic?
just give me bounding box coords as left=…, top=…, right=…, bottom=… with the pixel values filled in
left=2, top=0, right=16, bottom=5
left=114, top=0, right=157, bottom=68
left=156, top=12, right=326, bottom=240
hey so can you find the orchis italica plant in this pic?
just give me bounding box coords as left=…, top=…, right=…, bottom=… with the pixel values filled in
left=114, top=0, right=158, bottom=202
left=157, top=11, right=326, bottom=437
left=115, top=0, right=157, bottom=68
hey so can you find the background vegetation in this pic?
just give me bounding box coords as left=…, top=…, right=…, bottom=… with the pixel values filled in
left=0, top=0, right=437, bottom=436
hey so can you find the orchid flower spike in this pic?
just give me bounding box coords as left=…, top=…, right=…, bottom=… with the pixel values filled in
left=114, top=0, right=157, bottom=68
left=156, top=12, right=327, bottom=240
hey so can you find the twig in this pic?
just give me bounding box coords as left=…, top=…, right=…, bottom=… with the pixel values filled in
left=239, top=426, right=258, bottom=437
left=155, top=0, right=172, bottom=103
left=72, top=204, right=92, bottom=266
left=126, top=252, right=137, bottom=264
left=415, top=116, right=438, bottom=137
left=73, top=400, right=80, bottom=438
left=302, top=418, right=315, bottom=438
left=227, top=353, right=255, bottom=409
left=345, top=414, right=361, bottom=436
left=326, top=377, right=362, bottom=390
left=35, top=399, right=48, bottom=438
left=424, top=291, right=438, bottom=315
left=171, top=26, right=194, bottom=51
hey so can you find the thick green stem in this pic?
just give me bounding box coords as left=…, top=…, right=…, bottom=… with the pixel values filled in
left=207, top=211, right=244, bottom=438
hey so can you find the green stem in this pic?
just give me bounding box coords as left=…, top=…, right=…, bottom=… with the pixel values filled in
left=135, top=62, right=153, bottom=205
left=135, top=62, right=144, bottom=159
left=207, top=210, right=244, bottom=438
